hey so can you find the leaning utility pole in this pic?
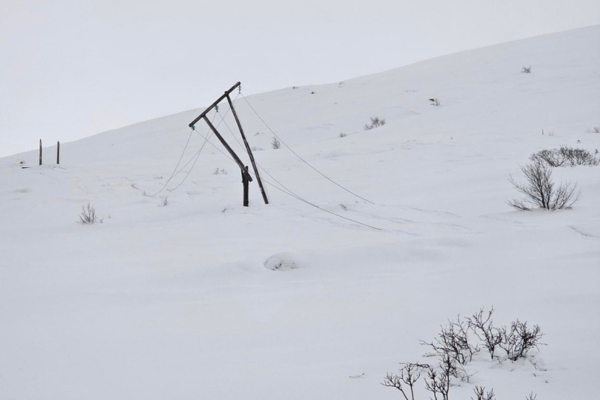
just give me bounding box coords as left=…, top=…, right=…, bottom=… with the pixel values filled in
left=188, top=82, right=268, bottom=207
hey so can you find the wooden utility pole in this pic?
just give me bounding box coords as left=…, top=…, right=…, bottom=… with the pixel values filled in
left=57, top=141, right=60, bottom=164
left=39, top=140, right=42, bottom=166
left=188, top=82, right=268, bottom=207
left=226, top=94, right=269, bottom=204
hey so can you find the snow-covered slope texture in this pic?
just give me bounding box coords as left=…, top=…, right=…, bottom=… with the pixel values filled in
left=1, top=25, right=599, bottom=400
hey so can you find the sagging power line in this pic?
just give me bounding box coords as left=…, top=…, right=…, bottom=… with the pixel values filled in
left=156, top=82, right=379, bottom=229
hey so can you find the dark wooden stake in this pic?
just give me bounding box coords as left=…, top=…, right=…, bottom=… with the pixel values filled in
left=57, top=141, right=60, bottom=164
left=39, top=140, right=42, bottom=166
left=242, top=166, right=249, bottom=207
left=226, top=94, right=269, bottom=205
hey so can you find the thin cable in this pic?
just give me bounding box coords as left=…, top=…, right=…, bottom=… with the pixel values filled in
left=220, top=117, right=247, bottom=153
left=161, top=94, right=241, bottom=193
left=217, top=111, right=301, bottom=198
left=153, top=94, right=379, bottom=229
left=211, top=118, right=381, bottom=230
left=241, top=93, right=375, bottom=205
left=144, top=127, right=195, bottom=197
left=178, top=92, right=242, bottom=168
left=258, top=168, right=381, bottom=230
left=167, top=131, right=213, bottom=192
left=260, top=177, right=381, bottom=231
left=216, top=112, right=380, bottom=229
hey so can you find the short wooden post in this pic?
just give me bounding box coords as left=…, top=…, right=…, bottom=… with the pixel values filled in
left=242, top=166, right=249, bottom=207
left=56, top=141, right=60, bottom=164
left=39, top=140, right=42, bottom=166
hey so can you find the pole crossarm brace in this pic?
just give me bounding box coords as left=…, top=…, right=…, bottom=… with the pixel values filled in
left=188, top=82, right=241, bottom=129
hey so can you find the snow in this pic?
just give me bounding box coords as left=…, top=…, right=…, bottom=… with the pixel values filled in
left=1, top=25, right=599, bottom=399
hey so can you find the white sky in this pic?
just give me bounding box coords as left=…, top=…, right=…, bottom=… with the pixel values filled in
left=1, top=0, right=599, bottom=158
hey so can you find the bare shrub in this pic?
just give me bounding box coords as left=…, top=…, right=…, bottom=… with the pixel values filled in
left=508, top=160, right=580, bottom=210
left=499, top=320, right=544, bottom=361
left=364, top=116, right=386, bottom=130
left=469, top=308, right=545, bottom=362
left=79, top=202, right=101, bottom=224
left=530, top=149, right=566, bottom=167
left=424, top=356, right=452, bottom=400
left=384, top=360, right=453, bottom=400
left=271, top=137, right=281, bottom=150
left=588, top=126, right=600, bottom=134
left=526, top=392, right=538, bottom=400
left=472, top=386, right=496, bottom=400
left=531, top=147, right=599, bottom=167
left=467, top=307, right=504, bottom=360
left=421, top=315, right=479, bottom=367
left=522, top=66, right=532, bottom=73
left=382, top=363, right=428, bottom=400
left=385, top=309, right=546, bottom=400
left=561, top=147, right=599, bottom=166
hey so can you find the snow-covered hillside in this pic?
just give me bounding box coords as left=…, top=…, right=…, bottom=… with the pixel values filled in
left=1, top=26, right=599, bottom=400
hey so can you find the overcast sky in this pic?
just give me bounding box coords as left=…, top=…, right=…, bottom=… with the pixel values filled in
left=1, top=0, right=599, bottom=158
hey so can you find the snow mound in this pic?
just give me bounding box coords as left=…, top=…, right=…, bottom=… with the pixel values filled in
left=264, top=252, right=301, bottom=271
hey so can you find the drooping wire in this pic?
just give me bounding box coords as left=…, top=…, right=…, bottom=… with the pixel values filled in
left=260, top=177, right=382, bottom=230
left=166, top=129, right=213, bottom=192
left=217, top=112, right=381, bottom=230
left=148, top=92, right=381, bottom=230
left=240, top=92, right=375, bottom=205
left=148, top=93, right=240, bottom=195
left=144, top=127, right=196, bottom=197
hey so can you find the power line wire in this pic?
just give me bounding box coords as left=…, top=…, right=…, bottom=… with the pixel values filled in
left=150, top=94, right=240, bottom=195
left=144, top=127, right=195, bottom=197
left=149, top=91, right=380, bottom=230
left=167, top=130, right=213, bottom=192
left=259, top=177, right=381, bottom=231
left=217, top=114, right=380, bottom=230
left=241, top=92, right=375, bottom=205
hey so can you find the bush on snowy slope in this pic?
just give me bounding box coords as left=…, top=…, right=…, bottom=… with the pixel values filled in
left=508, top=160, right=580, bottom=211
left=271, top=136, right=282, bottom=149
left=363, top=116, right=386, bottom=130
left=530, top=147, right=599, bottom=167
left=384, top=308, right=544, bottom=400
left=78, top=202, right=102, bottom=224
left=467, top=307, right=544, bottom=362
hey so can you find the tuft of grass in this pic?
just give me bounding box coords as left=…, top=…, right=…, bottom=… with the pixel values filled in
left=363, top=117, right=386, bottom=130
left=79, top=202, right=102, bottom=224
left=271, top=137, right=281, bottom=150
